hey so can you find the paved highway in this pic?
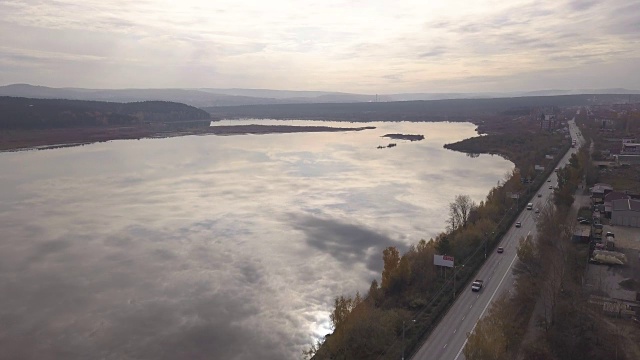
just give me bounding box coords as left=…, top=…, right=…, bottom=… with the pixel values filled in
left=411, top=118, right=583, bottom=360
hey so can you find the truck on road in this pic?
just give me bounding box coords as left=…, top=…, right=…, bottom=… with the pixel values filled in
left=471, top=280, right=484, bottom=292
left=605, top=235, right=615, bottom=250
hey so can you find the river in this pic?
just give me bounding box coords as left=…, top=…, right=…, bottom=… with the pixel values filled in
left=0, top=120, right=512, bottom=359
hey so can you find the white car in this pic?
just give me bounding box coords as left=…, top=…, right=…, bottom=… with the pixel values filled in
left=471, top=280, right=484, bottom=292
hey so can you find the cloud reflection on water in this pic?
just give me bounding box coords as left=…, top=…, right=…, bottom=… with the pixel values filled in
left=0, top=121, right=512, bottom=359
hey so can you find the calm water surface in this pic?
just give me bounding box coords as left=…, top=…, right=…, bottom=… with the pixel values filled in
left=0, top=120, right=512, bottom=359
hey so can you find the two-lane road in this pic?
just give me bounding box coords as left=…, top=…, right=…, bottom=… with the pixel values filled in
left=411, top=119, right=582, bottom=360
left=411, top=223, right=536, bottom=360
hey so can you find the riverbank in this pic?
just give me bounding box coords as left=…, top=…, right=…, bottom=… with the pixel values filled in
left=311, top=122, right=570, bottom=359
left=444, top=131, right=566, bottom=173
left=0, top=124, right=376, bottom=152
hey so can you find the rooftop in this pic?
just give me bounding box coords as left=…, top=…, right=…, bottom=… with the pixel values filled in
left=604, top=191, right=631, bottom=203
left=573, top=227, right=591, bottom=237
left=612, top=199, right=640, bottom=212
left=590, top=183, right=613, bottom=193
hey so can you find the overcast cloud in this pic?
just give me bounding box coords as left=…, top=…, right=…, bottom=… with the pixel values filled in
left=0, top=0, right=639, bottom=92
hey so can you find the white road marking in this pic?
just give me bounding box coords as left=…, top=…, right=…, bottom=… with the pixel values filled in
left=453, top=232, right=527, bottom=360
left=444, top=344, right=448, bottom=349
left=454, top=329, right=457, bottom=334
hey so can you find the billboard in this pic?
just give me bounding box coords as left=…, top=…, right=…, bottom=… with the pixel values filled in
left=507, top=192, right=519, bottom=199
left=434, top=254, right=454, bottom=268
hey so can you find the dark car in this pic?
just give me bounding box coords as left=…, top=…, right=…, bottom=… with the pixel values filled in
left=579, top=219, right=590, bottom=225
left=577, top=217, right=585, bottom=222
left=497, top=247, right=504, bottom=253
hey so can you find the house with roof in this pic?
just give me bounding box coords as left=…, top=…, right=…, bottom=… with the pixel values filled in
left=540, top=114, right=557, bottom=131
left=572, top=226, right=591, bottom=243
left=611, top=199, right=640, bottom=227
left=621, top=142, right=640, bottom=155
left=604, top=191, right=631, bottom=218
left=590, top=183, right=613, bottom=203
left=595, top=118, right=615, bottom=129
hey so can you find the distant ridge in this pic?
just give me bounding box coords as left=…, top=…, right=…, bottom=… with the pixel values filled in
left=0, top=96, right=210, bottom=129
left=204, top=93, right=640, bottom=122
left=1, top=84, right=638, bottom=108
left=0, top=84, right=386, bottom=107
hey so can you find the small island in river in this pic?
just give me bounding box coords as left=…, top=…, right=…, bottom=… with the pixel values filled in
left=382, top=133, right=425, bottom=141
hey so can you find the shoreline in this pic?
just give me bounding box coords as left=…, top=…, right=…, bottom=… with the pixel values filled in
left=0, top=124, right=376, bottom=153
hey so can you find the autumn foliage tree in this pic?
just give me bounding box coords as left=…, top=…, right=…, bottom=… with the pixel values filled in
left=464, top=297, right=509, bottom=360
left=381, top=247, right=400, bottom=292
left=331, top=293, right=362, bottom=331
left=380, top=246, right=413, bottom=295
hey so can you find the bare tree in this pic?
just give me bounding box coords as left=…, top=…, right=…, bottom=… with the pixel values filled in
left=448, top=194, right=477, bottom=231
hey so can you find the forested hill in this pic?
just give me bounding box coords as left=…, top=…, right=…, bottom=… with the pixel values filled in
left=205, top=93, right=640, bottom=121
left=0, top=97, right=211, bottom=129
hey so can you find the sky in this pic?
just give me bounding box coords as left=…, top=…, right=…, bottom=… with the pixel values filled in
left=1, top=0, right=639, bottom=93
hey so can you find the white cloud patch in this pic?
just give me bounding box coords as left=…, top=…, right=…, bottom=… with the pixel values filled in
left=0, top=0, right=638, bottom=91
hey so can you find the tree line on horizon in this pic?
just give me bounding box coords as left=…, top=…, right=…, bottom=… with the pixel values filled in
left=205, top=94, right=634, bottom=122
left=0, top=96, right=211, bottom=130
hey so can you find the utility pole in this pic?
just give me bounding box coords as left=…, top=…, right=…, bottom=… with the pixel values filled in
left=402, top=319, right=416, bottom=360
left=402, top=320, right=405, bottom=360
left=453, top=265, right=463, bottom=299
left=484, top=232, right=487, bottom=259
